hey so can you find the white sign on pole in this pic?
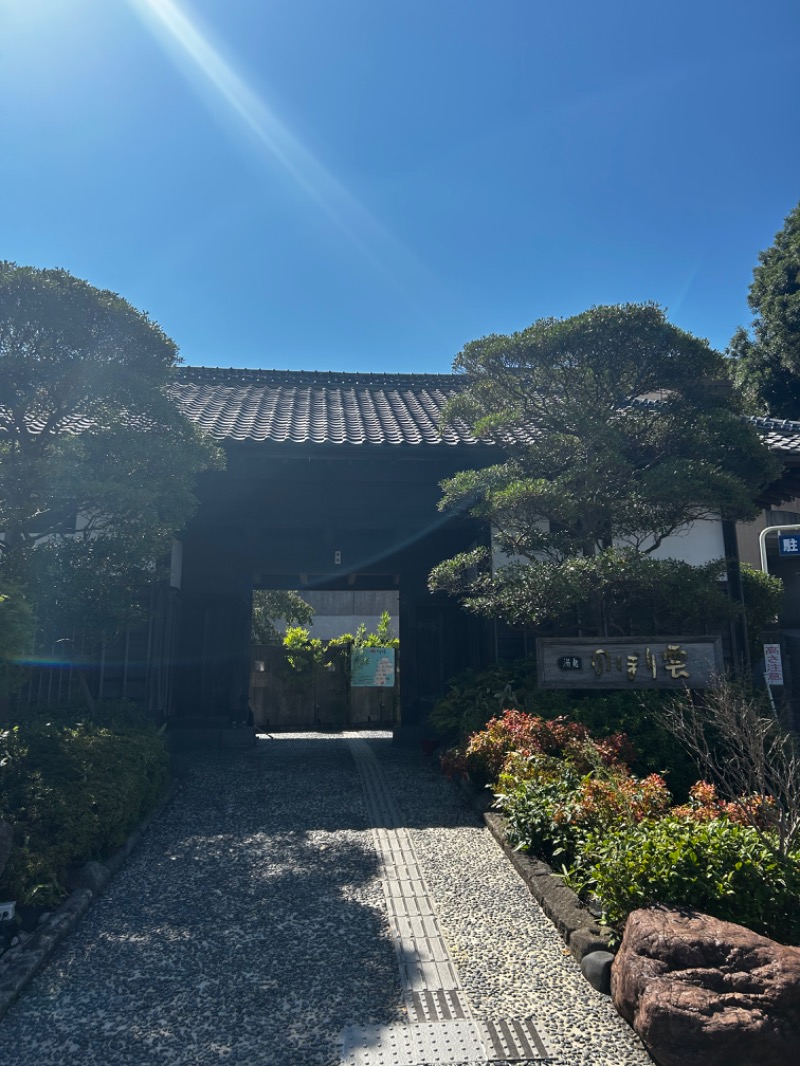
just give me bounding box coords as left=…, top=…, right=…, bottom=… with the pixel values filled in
left=763, top=643, right=784, bottom=686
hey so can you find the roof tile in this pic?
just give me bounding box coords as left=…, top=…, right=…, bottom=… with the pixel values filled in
left=10, top=367, right=796, bottom=457
left=751, top=416, right=800, bottom=455
left=169, top=370, right=800, bottom=453
left=170, top=367, right=476, bottom=446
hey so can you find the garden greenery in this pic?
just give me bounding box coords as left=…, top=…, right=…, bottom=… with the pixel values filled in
left=430, top=660, right=697, bottom=799
left=740, top=564, right=784, bottom=660
left=0, top=702, right=169, bottom=907
left=447, top=697, right=800, bottom=943
left=281, top=611, right=398, bottom=674
left=569, top=817, right=800, bottom=943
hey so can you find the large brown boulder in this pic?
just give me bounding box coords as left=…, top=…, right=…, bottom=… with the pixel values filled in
left=611, top=906, right=800, bottom=1066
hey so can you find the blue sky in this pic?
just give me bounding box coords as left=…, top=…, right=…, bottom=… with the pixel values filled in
left=2, top=0, right=799, bottom=373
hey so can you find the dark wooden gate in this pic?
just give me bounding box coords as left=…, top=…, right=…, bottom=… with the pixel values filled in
left=249, top=644, right=398, bottom=730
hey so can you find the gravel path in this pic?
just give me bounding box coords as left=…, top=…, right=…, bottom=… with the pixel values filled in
left=0, top=733, right=652, bottom=1065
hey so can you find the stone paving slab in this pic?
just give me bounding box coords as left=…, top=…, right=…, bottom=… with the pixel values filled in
left=0, top=733, right=653, bottom=1066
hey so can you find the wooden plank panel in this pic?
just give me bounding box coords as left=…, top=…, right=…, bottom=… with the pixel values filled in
left=536, top=636, right=724, bottom=689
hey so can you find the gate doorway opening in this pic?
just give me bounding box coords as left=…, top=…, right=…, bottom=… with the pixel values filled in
left=169, top=367, right=502, bottom=739
left=249, top=588, right=400, bottom=731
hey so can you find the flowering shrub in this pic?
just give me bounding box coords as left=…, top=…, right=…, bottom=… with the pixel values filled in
left=560, top=772, right=672, bottom=834
left=442, top=704, right=800, bottom=942
left=460, top=709, right=633, bottom=786
left=671, top=780, right=775, bottom=829
left=439, top=745, right=469, bottom=780
left=466, top=709, right=542, bottom=778
left=591, top=732, right=637, bottom=769
left=499, top=759, right=671, bottom=866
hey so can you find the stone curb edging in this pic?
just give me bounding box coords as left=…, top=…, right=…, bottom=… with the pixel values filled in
left=453, top=775, right=614, bottom=962
left=482, top=811, right=613, bottom=961
left=0, top=778, right=180, bottom=1022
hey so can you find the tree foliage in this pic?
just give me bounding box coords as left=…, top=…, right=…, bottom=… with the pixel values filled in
left=730, top=202, right=800, bottom=417
left=251, top=590, right=315, bottom=644
left=0, top=262, right=221, bottom=632
left=740, top=563, right=784, bottom=661
left=430, top=304, right=779, bottom=634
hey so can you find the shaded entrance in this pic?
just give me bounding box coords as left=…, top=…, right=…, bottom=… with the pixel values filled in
left=248, top=587, right=400, bottom=730
left=169, top=368, right=498, bottom=736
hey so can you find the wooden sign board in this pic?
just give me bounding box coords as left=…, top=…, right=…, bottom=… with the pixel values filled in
left=537, top=636, right=723, bottom=690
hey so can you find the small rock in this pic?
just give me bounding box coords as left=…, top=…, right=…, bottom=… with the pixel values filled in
left=70, top=860, right=111, bottom=898
left=570, top=925, right=613, bottom=960
left=581, top=950, right=614, bottom=994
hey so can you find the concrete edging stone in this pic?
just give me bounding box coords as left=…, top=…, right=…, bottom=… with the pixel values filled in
left=0, top=778, right=180, bottom=1022
left=483, top=811, right=613, bottom=960
left=455, top=776, right=614, bottom=962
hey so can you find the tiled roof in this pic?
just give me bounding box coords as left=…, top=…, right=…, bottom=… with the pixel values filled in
left=8, top=365, right=800, bottom=454
left=750, top=416, right=800, bottom=456
left=171, top=366, right=477, bottom=446
left=172, top=368, right=800, bottom=454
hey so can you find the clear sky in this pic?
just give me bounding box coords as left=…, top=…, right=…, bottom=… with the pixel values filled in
left=2, top=0, right=799, bottom=373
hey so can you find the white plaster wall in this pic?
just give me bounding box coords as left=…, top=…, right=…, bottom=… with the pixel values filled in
left=494, top=518, right=727, bottom=569
left=616, top=518, right=726, bottom=566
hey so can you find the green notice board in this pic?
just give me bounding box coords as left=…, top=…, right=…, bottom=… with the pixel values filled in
left=351, top=647, right=396, bottom=687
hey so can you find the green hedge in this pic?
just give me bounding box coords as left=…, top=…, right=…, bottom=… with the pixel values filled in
left=569, top=817, right=800, bottom=943
left=0, top=704, right=169, bottom=906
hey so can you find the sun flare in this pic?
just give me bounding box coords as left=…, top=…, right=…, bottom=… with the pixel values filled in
left=127, top=0, right=422, bottom=284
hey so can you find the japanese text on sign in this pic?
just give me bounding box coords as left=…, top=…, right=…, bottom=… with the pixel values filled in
left=557, top=656, right=582, bottom=671
left=351, top=647, right=395, bottom=688
left=763, top=643, right=784, bottom=686
left=537, top=637, right=722, bottom=690
left=779, top=535, right=800, bottom=556
left=590, top=644, right=689, bottom=681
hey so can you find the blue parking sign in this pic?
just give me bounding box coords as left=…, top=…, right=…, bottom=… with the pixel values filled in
left=778, top=534, right=800, bottom=556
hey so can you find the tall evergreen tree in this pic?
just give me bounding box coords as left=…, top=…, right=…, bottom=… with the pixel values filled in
left=731, top=202, right=800, bottom=417
left=0, top=262, right=221, bottom=634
